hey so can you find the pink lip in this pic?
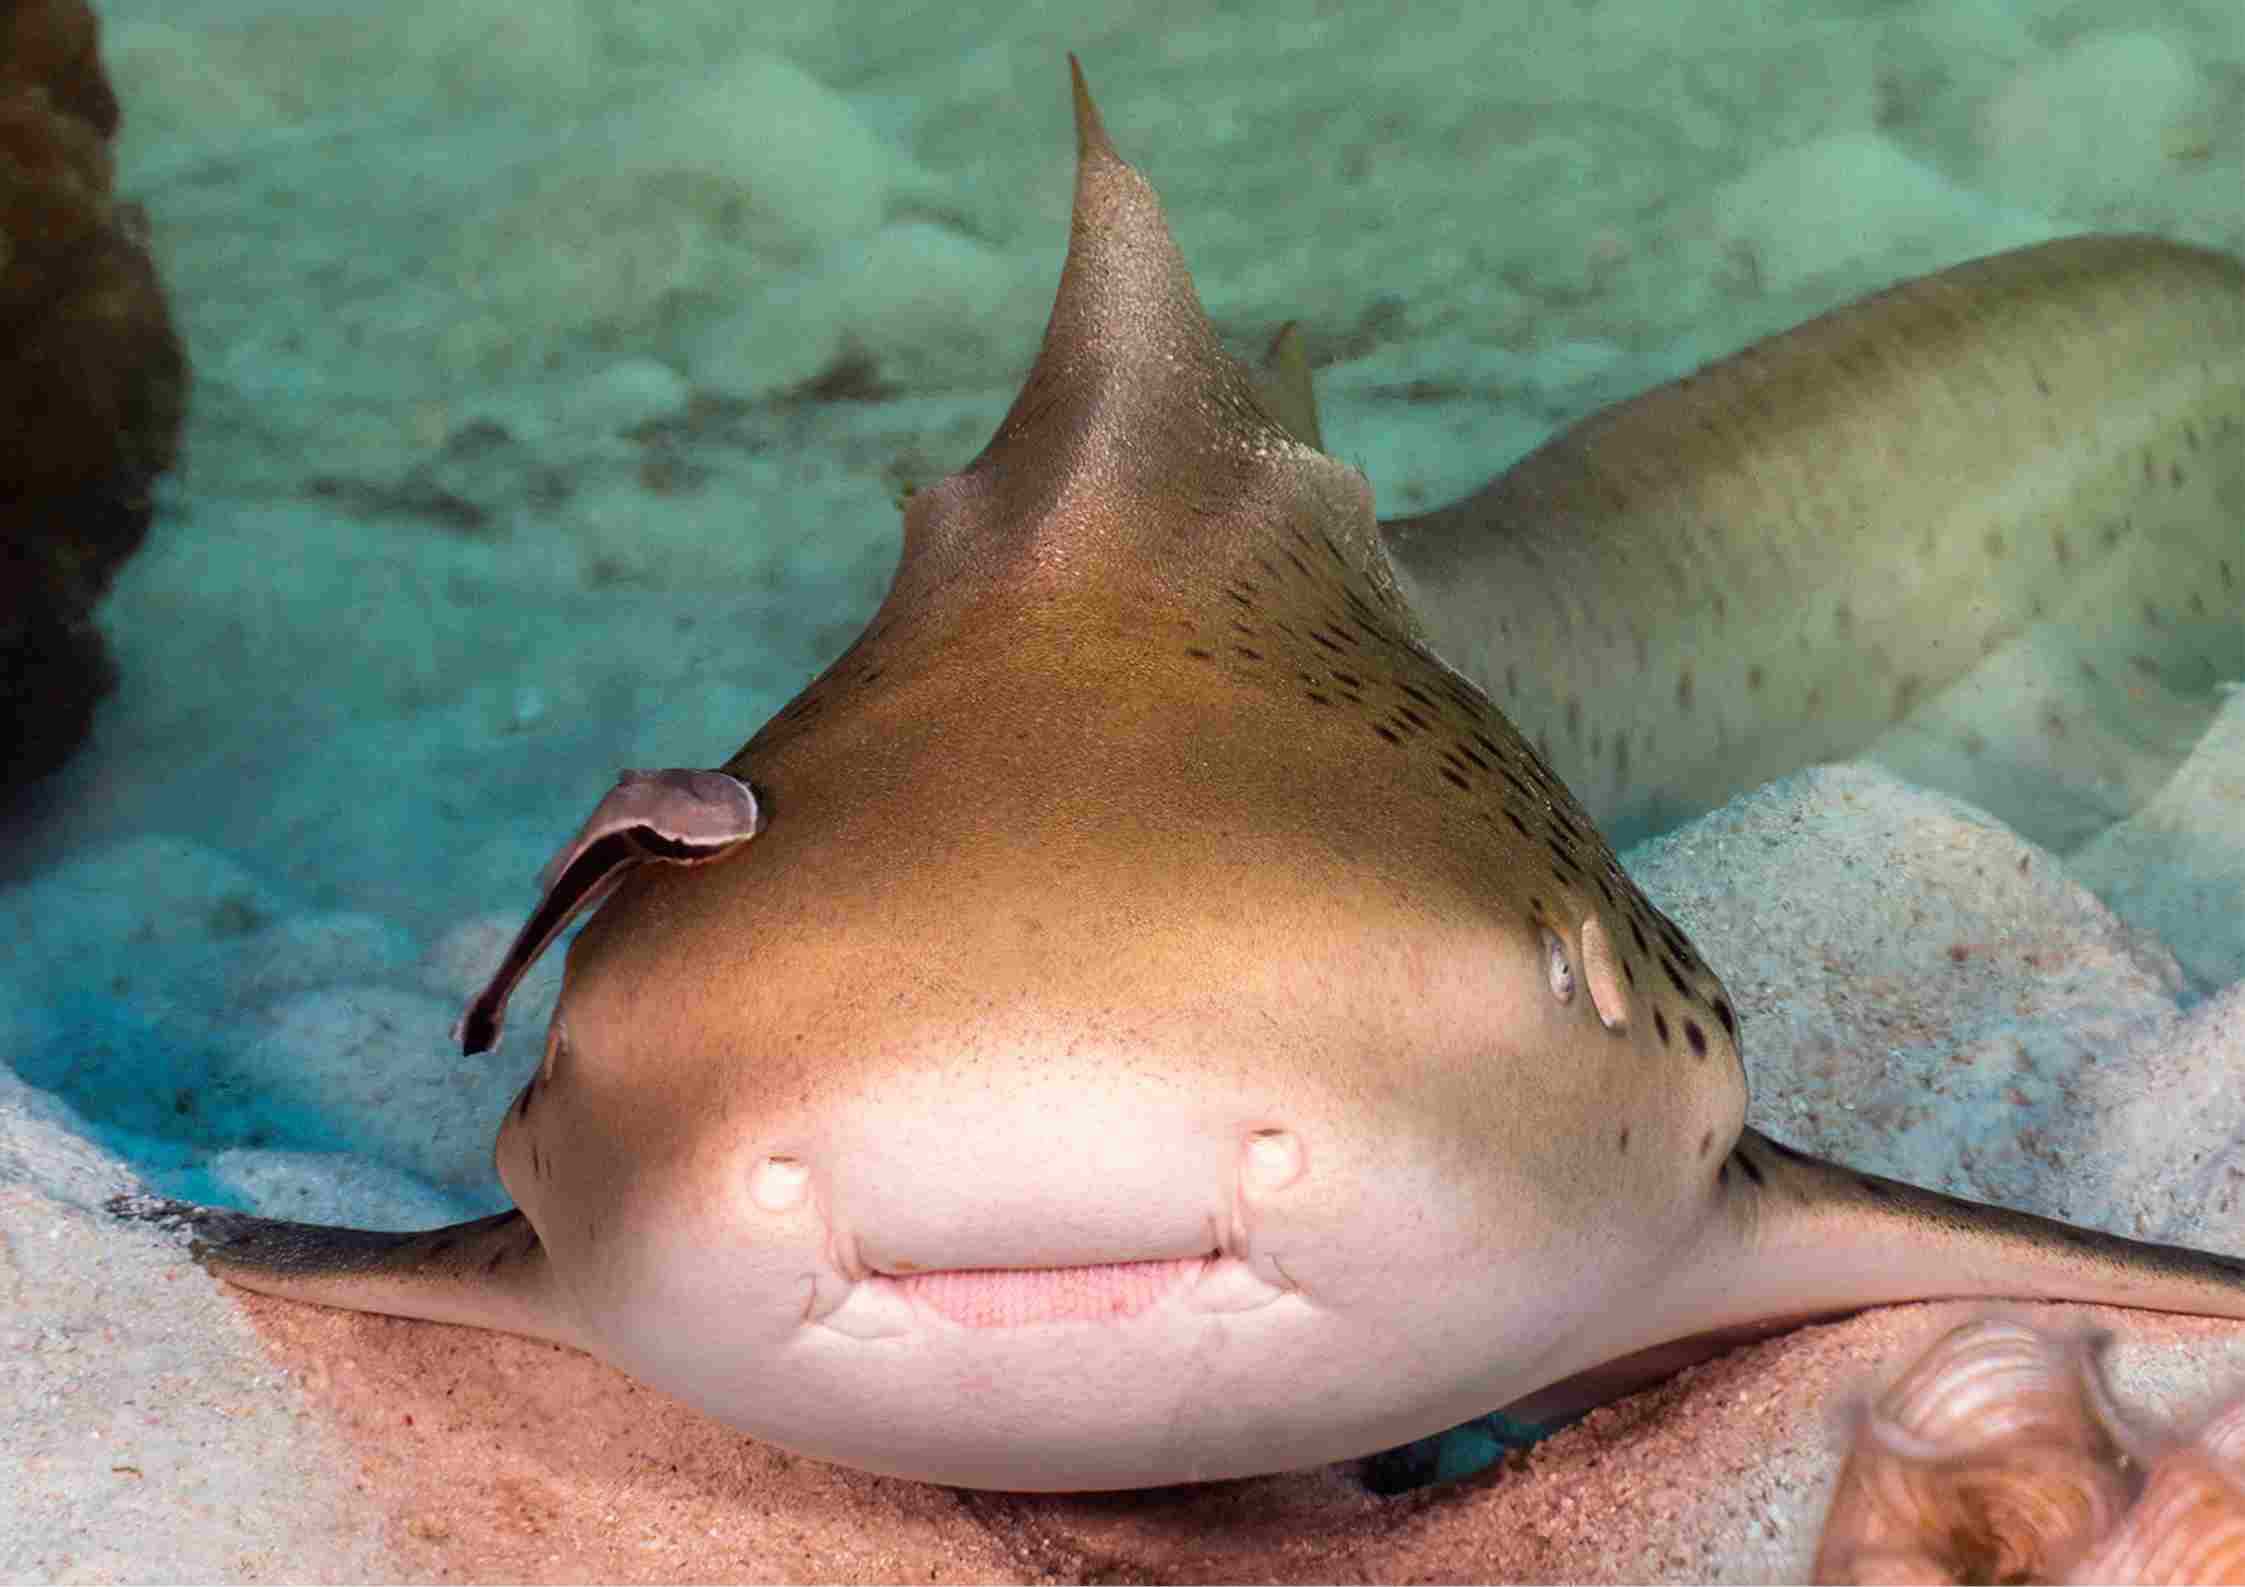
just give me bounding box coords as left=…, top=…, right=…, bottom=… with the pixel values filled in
left=878, top=1256, right=1211, bottom=1328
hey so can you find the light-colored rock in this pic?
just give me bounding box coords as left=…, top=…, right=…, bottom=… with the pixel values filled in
left=557, top=358, right=693, bottom=437
left=1708, top=133, right=2050, bottom=295
left=1632, top=762, right=2197, bottom=1224
left=237, top=987, right=514, bottom=1195
left=1977, top=33, right=2215, bottom=212
left=2071, top=688, right=2245, bottom=992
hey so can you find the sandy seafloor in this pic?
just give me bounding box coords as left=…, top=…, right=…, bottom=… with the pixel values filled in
left=5, top=0, right=2245, bottom=1580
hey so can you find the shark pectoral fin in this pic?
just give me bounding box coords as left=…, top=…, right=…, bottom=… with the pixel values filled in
left=1702, top=1129, right=2245, bottom=1330
left=455, top=767, right=763, bottom=1056
left=1255, top=320, right=1324, bottom=450
left=109, top=1195, right=583, bottom=1351
left=1519, top=1128, right=2245, bottom=1426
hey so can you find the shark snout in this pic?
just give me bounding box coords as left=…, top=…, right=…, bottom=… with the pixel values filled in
left=807, top=1111, right=1309, bottom=1275
left=744, top=1075, right=1321, bottom=1334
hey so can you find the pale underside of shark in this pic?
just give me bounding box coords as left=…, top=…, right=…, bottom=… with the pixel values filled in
left=118, top=61, right=2245, bottom=1493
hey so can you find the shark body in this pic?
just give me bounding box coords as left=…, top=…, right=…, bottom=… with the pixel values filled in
left=131, top=64, right=2245, bottom=1492
left=1389, top=234, right=2245, bottom=850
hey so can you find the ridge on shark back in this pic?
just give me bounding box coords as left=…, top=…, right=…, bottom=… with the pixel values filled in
left=117, top=59, right=2245, bottom=1492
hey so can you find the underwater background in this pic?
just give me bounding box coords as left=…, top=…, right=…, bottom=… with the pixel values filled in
left=5, top=0, right=2245, bottom=1549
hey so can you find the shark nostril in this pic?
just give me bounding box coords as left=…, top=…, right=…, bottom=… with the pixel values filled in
left=748, top=1155, right=809, bottom=1213
left=1243, top=1129, right=1304, bottom=1192
left=1541, top=928, right=1575, bottom=1006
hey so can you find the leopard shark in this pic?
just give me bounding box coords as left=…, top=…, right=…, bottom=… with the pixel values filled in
left=123, top=60, right=2245, bottom=1492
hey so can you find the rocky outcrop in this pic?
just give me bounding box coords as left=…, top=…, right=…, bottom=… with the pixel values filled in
left=1, top=0, right=186, bottom=793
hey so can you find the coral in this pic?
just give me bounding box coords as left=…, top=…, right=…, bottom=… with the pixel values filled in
left=1816, top=1318, right=2245, bottom=1585
left=1814, top=1320, right=2134, bottom=1584
left=0, top=0, right=185, bottom=793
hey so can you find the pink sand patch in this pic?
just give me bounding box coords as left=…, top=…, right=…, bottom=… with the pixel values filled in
left=891, top=1257, right=1205, bottom=1327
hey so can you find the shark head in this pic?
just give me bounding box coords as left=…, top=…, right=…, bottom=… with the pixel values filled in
left=490, top=61, right=1746, bottom=1489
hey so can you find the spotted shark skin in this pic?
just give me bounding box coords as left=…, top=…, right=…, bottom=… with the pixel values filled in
left=1387, top=236, right=2245, bottom=850
left=116, top=61, right=2245, bottom=1493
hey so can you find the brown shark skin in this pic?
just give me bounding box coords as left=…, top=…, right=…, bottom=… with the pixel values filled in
left=146, top=62, right=2245, bottom=1495
left=1385, top=236, right=2245, bottom=849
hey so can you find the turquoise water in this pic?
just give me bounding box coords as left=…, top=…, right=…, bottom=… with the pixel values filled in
left=4, top=0, right=2242, bottom=1490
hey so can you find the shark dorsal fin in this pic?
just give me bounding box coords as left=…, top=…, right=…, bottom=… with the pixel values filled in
left=886, top=59, right=1378, bottom=615
left=1256, top=320, right=1325, bottom=450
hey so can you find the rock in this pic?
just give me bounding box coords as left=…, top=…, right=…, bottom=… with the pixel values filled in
left=0, top=0, right=187, bottom=795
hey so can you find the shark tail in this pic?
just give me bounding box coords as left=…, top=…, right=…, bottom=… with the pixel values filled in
left=109, top=1194, right=583, bottom=1349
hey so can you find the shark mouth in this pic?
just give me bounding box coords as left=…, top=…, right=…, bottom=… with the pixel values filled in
left=880, top=1256, right=1214, bottom=1328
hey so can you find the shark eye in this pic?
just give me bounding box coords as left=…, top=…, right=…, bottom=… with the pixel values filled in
left=1541, top=928, right=1575, bottom=1005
